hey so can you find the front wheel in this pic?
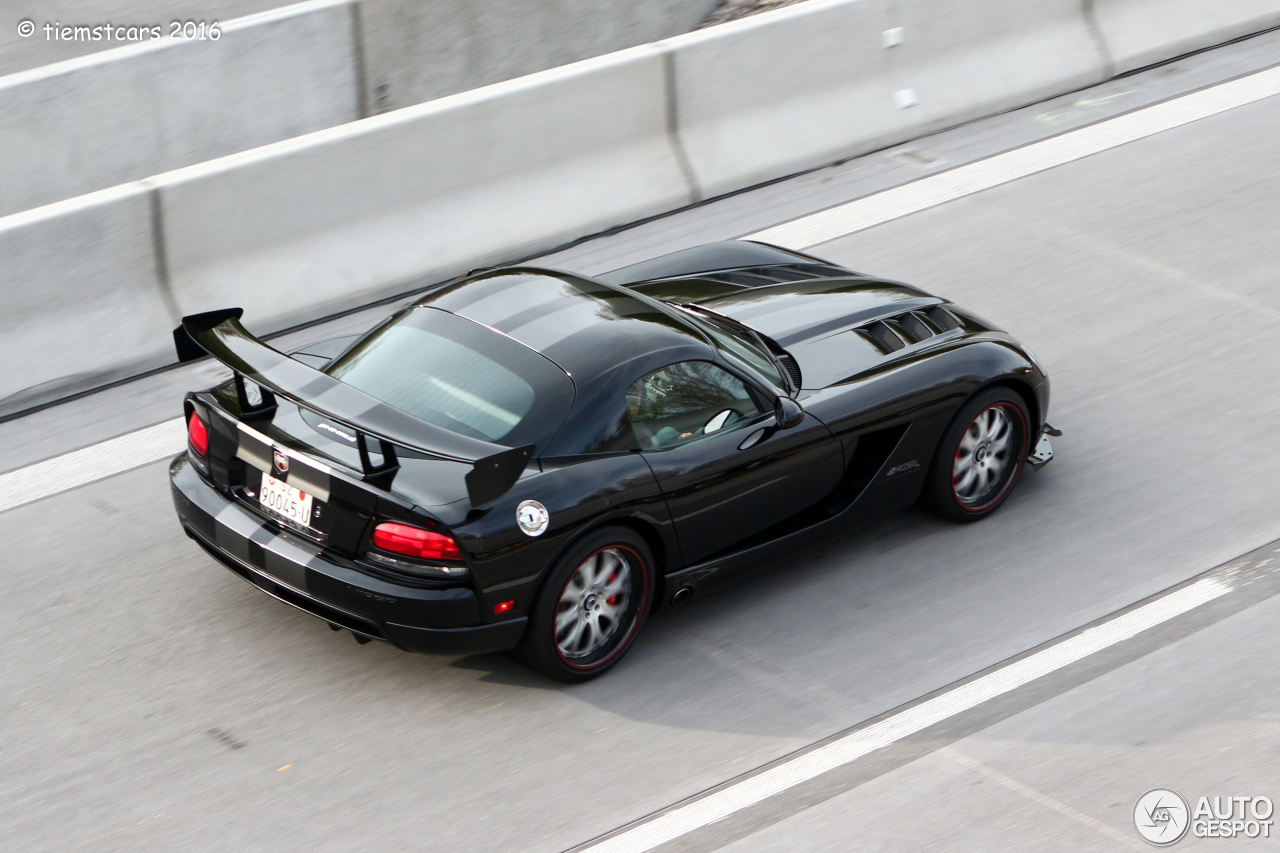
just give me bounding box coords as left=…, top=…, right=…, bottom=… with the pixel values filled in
left=923, top=387, right=1030, bottom=523
left=515, top=526, right=654, bottom=682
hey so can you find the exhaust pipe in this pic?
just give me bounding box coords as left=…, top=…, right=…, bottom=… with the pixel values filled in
left=670, top=587, right=693, bottom=607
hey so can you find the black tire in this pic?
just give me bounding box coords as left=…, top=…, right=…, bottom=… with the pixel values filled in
left=923, top=387, right=1030, bottom=523
left=515, top=525, right=654, bottom=683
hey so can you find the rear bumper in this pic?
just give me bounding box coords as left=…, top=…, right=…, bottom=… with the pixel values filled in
left=169, top=455, right=526, bottom=655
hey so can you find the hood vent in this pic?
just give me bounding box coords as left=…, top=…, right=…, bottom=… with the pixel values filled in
left=859, top=306, right=961, bottom=354
left=895, top=312, right=932, bottom=343
left=715, top=270, right=785, bottom=287
left=862, top=321, right=906, bottom=352
left=712, top=263, right=853, bottom=285
left=925, top=305, right=960, bottom=332
left=656, top=263, right=857, bottom=290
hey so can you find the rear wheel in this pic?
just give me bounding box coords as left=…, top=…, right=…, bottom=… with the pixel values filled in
left=516, top=526, right=653, bottom=682
left=924, top=387, right=1030, bottom=523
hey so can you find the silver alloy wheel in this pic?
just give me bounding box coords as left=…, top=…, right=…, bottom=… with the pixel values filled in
left=952, top=405, right=1015, bottom=504
left=555, top=548, right=632, bottom=660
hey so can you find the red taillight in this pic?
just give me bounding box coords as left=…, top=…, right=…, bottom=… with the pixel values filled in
left=372, top=522, right=463, bottom=562
left=187, top=412, right=209, bottom=457
left=494, top=600, right=515, bottom=615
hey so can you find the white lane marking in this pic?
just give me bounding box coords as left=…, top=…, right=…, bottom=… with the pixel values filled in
left=748, top=65, right=1280, bottom=248
left=580, top=577, right=1230, bottom=853
left=5, top=68, right=1280, bottom=516
left=0, top=418, right=184, bottom=514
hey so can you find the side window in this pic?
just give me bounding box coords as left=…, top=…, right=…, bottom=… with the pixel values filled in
left=627, top=361, right=763, bottom=450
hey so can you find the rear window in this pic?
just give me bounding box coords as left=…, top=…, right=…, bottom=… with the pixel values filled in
left=325, top=307, right=574, bottom=451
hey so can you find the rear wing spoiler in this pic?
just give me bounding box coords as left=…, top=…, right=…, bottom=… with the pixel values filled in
left=174, top=309, right=533, bottom=507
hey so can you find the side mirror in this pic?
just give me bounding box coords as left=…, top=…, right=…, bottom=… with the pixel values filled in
left=774, top=396, right=804, bottom=429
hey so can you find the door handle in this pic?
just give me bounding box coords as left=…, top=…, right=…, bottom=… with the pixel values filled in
left=738, top=428, right=767, bottom=450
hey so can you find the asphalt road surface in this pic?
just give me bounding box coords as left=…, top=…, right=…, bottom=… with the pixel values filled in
left=3, top=30, right=1280, bottom=853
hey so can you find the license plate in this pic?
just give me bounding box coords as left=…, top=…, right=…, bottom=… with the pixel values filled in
left=259, top=472, right=313, bottom=528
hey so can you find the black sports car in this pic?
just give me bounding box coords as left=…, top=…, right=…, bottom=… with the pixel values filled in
left=170, top=240, right=1056, bottom=681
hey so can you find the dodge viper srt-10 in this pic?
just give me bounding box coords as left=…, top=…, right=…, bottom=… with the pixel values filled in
left=169, top=240, right=1056, bottom=681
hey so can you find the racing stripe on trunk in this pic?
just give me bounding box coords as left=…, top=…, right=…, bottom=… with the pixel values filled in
left=234, top=422, right=273, bottom=474
left=280, top=452, right=331, bottom=503
left=235, top=421, right=332, bottom=502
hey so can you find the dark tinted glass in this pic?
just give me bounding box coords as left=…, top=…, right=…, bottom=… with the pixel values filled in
left=627, top=361, right=762, bottom=450
left=326, top=307, right=574, bottom=451
left=681, top=310, right=786, bottom=389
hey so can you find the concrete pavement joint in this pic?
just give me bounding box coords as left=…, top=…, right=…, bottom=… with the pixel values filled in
left=937, top=746, right=1146, bottom=850
left=1007, top=210, right=1280, bottom=323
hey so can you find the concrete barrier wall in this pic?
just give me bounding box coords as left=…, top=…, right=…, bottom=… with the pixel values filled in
left=0, top=0, right=360, bottom=219
left=1093, top=0, right=1280, bottom=74
left=0, top=0, right=723, bottom=221
left=672, top=0, right=1111, bottom=197
left=360, top=0, right=720, bottom=111
left=0, top=186, right=174, bottom=412
left=669, top=0, right=906, bottom=199
left=9, top=0, right=1269, bottom=222
left=156, top=45, right=696, bottom=329
left=888, top=0, right=1106, bottom=136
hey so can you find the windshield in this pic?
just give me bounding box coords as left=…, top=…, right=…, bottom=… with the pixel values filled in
left=681, top=308, right=787, bottom=389
left=325, top=307, right=575, bottom=451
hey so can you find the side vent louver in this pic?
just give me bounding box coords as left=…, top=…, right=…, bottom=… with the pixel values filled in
left=863, top=321, right=906, bottom=353
left=925, top=305, right=960, bottom=332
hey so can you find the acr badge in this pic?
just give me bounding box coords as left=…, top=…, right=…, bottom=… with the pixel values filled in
left=273, top=449, right=290, bottom=474
left=516, top=500, right=549, bottom=537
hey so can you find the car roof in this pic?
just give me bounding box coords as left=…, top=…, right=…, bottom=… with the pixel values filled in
left=415, top=267, right=714, bottom=384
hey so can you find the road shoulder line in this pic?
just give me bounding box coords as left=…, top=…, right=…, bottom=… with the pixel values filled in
left=571, top=543, right=1280, bottom=853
